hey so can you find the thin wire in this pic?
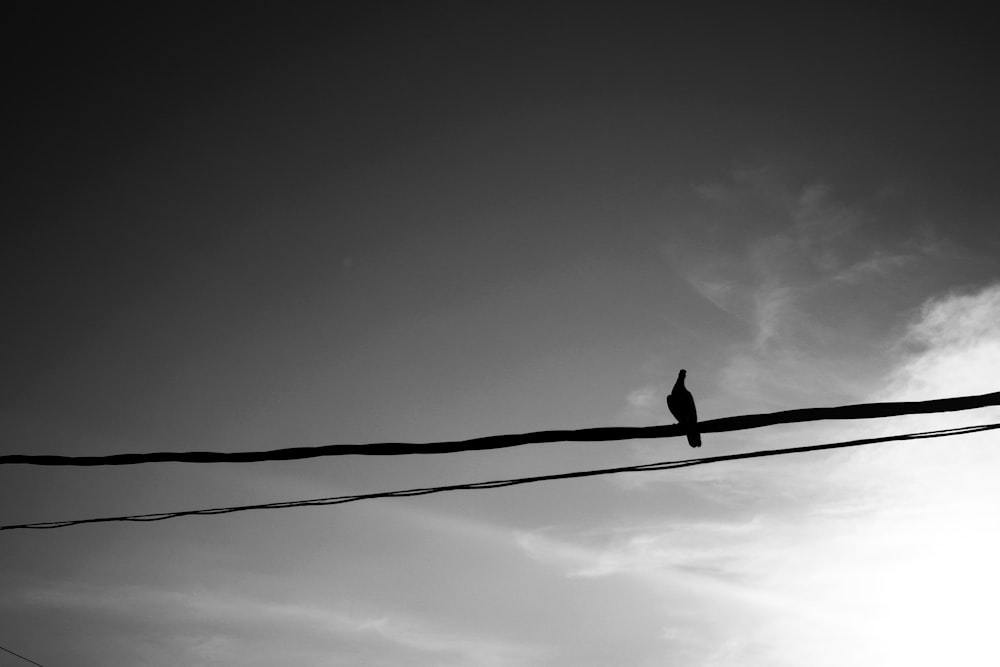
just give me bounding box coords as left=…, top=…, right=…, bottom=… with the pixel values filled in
left=4, top=422, right=997, bottom=532
left=2, top=389, right=998, bottom=466
left=0, top=642, right=47, bottom=667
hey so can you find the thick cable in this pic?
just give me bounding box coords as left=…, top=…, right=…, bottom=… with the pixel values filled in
left=3, top=422, right=997, bottom=532
left=2, top=391, right=998, bottom=466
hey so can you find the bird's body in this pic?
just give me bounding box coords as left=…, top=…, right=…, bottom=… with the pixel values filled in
left=667, top=369, right=701, bottom=448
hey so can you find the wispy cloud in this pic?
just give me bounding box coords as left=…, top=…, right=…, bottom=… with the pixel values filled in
left=885, top=282, right=1000, bottom=400
left=663, top=167, right=949, bottom=411
left=16, top=583, right=544, bottom=667
left=831, top=249, right=914, bottom=284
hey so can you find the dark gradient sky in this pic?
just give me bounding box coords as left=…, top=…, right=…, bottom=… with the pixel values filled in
left=4, top=5, right=1000, bottom=666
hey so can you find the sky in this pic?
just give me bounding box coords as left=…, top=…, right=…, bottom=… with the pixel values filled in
left=3, top=4, right=999, bottom=666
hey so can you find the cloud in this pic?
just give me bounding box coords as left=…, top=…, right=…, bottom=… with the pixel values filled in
left=834, top=281, right=1000, bottom=506
left=519, top=519, right=766, bottom=580
left=357, top=615, right=544, bottom=667
left=690, top=174, right=925, bottom=345
left=516, top=523, right=831, bottom=622
left=831, top=249, right=913, bottom=284
left=626, top=384, right=665, bottom=412
left=17, top=583, right=543, bottom=667
left=884, top=282, right=1000, bottom=400
left=663, top=167, right=949, bottom=411
left=609, top=282, right=1000, bottom=666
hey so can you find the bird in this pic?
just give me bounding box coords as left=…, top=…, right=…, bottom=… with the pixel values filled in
left=667, top=369, right=701, bottom=448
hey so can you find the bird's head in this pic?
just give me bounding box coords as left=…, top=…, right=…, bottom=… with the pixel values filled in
left=679, top=369, right=687, bottom=377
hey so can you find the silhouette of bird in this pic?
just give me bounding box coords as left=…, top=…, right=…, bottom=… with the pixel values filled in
left=667, top=369, right=701, bottom=448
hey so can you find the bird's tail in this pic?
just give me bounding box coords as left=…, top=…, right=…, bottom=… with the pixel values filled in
left=685, top=428, right=701, bottom=448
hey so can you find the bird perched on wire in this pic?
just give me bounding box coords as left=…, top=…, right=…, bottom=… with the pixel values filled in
left=667, top=369, right=701, bottom=448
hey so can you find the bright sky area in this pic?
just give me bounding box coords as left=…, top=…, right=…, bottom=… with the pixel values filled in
left=3, top=5, right=999, bottom=667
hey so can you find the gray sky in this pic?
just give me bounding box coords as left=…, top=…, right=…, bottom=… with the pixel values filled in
left=3, top=5, right=1000, bottom=666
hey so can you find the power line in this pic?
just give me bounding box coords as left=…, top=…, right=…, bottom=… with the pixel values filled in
left=3, top=422, right=997, bottom=532
left=2, top=391, right=999, bottom=467
left=0, top=642, right=47, bottom=667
